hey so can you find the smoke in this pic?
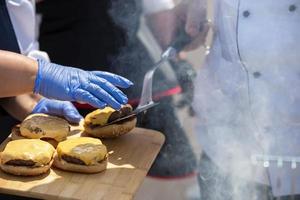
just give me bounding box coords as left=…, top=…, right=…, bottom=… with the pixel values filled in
left=193, top=59, right=273, bottom=199
left=107, top=0, right=199, bottom=187
left=107, top=0, right=300, bottom=199
left=193, top=0, right=300, bottom=199
left=108, top=0, right=273, bottom=199
left=109, top=0, right=293, bottom=199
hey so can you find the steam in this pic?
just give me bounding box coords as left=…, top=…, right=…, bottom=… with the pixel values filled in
left=109, top=0, right=285, bottom=199
left=108, top=0, right=199, bottom=183
left=192, top=41, right=278, bottom=199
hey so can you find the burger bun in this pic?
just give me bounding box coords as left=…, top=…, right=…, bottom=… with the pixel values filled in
left=0, top=159, right=53, bottom=176
left=84, top=117, right=136, bottom=138
left=53, top=153, right=107, bottom=174
left=11, top=125, right=58, bottom=148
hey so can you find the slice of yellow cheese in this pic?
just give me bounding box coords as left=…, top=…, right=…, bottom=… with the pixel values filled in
left=56, top=137, right=107, bottom=166
left=1, top=139, right=55, bottom=165
left=84, top=107, right=116, bottom=126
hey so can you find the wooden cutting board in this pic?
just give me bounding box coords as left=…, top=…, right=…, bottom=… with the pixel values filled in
left=0, top=127, right=165, bottom=200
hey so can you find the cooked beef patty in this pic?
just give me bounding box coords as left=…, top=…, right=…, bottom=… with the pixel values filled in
left=108, top=111, right=121, bottom=123
left=108, top=105, right=132, bottom=123
left=5, top=159, right=36, bottom=166
left=120, top=106, right=132, bottom=118
left=61, top=155, right=85, bottom=165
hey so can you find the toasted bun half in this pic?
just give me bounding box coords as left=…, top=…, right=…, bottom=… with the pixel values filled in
left=0, top=160, right=53, bottom=176
left=84, top=117, right=137, bottom=138
left=53, top=153, right=107, bottom=174
left=20, top=113, right=70, bottom=142
left=11, top=125, right=58, bottom=148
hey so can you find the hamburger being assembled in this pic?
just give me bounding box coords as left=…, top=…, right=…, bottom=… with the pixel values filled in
left=12, top=113, right=70, bottom=147
left=0, top=139, right=55, bottom=176
left=53, top=137, right=108, bottom=173
left=84, top=104, right=136, bottom=138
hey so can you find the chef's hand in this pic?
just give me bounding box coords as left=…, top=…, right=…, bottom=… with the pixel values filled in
left=34, top=59, right=133, bottom=110
left=146, top=0, right=209, bottom=52
left=32, top=98, right=83, bottom=123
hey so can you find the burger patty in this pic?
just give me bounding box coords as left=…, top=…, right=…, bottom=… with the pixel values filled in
left=5, top=159, right=36, bottom=166
left=107, top=105, right=132, bottom=123
left=108, top=111, right=121, bottom=123
left=89, top=116, right=135, bottom=129
left=61, top=155, right=105, bottom=165
left=61, top=155, right=85, bottom=165
left=119, top=106, right=132, bottom=118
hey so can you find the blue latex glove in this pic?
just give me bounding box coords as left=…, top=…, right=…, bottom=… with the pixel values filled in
left=32, top=98, right=83, bottom=123
left=34, top=59, right=133, bottom=110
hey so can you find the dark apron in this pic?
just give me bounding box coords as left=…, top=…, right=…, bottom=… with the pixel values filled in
left=0, top=0, right=20, bottom=52
left=0, top=0, right=21, bottom=142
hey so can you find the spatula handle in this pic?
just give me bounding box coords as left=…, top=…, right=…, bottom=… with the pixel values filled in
left=170, top=28, right=193, bottom=52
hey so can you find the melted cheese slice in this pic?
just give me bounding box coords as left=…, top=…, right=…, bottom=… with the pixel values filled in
left=1, top=139, right=55, bottom=165
left=20, top=114, right=69, bottom=142
left=84, top=107, right=116, bottom=126
left=56, top=137, right=107, bottom=165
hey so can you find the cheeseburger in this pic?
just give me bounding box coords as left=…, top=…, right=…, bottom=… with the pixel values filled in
left=53, top=137, right=108, bottom=173
left=84, top=104, right=136, bottom=138
left=12, top=113, right=70, bottom=147
left=0, top=139, right=55, bottom=176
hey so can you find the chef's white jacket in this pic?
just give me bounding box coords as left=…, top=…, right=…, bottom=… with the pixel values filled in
left=5, top=0, right=49, bottom=60
left=194, top=0, right=300, bottom=197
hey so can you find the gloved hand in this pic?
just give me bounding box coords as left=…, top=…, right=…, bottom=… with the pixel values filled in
left=146, top=0, right=209, bottom=51
left=34, top=59, right=133, bottom=110
left=32, top=98, right=83, bottom=123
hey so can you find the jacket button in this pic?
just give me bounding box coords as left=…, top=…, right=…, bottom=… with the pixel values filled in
left=253, top=71, right=261, bottom=78
left=289, top=5, right=297, bottom=12
left=243, top=10, right=250, bottom=17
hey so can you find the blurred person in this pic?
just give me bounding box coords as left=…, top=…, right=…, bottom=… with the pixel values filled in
left=177, top=0, right=300, bottom=199
left=36, top=0, right=208, bottom=189
left=0, top=0, right=132, bottom=139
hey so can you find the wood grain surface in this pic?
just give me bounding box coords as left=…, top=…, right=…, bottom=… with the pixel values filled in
left=0, top=127, right=165, bottom=200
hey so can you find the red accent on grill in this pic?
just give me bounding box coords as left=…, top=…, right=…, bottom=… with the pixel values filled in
left=73, top=86, right=182, bottom=109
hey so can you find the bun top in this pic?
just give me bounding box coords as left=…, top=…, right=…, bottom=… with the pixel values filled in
left=84, top=107, right=116, bottom=126
left=20, top=114, right=69, bottom=142
left=56, top=137, right=107, bottom=165
left=1, top=139, right=55, bottom=165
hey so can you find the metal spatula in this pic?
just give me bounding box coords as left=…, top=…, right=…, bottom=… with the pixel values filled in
left=136, top=26, right=196, bottom=109
left=103, top=49, right=174, bottom=126
left=106, top=27, right=197, bottom=125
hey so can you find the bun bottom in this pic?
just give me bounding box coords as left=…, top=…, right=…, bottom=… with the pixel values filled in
left=53, top=153, right=107, bottom=174
left=11, top=125, right=58, bottom=148
left=0, top=160, right=53, bottom=176
left=84, top=117, right=137, bottom=138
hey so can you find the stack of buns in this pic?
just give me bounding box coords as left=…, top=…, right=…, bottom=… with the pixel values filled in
left=0, top=105, right=136, bottom=176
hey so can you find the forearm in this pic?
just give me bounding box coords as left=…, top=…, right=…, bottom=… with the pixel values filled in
left=0, top=50, right=38, bottom=97
left=0, top=94, right=41, bottom=121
